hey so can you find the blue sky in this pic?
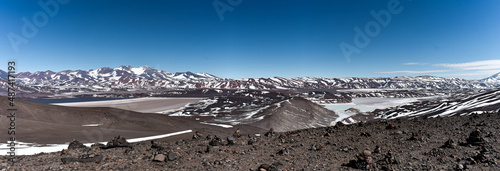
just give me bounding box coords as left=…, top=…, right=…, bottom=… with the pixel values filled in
left=1, top=0, right=499, bottom=79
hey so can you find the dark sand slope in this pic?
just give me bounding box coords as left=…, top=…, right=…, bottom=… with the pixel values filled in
left=0, top=97, right=262, bottom=144
left=252, top=97, right=338, bottom=132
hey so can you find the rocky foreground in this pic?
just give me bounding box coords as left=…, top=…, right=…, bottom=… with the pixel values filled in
left=2, top=113, right=500, bottom=170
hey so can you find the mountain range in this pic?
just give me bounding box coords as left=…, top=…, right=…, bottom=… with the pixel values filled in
left=481, top=72, right=500, bottom=84
left=0, top=66, right=499, bottom=96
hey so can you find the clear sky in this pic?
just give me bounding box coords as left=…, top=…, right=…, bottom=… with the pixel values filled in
left=1, top=0, right=499, bottom=79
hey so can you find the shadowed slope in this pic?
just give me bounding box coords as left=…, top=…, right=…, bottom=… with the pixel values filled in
left=252, top=97, right=338, bottom=132
left=0, top=97, right=208, bottom=144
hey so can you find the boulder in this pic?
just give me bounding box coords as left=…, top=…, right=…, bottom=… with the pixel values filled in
left=227, top=136, right=236, bottom=145
left=233, top=128, right=241, bottom=138
left=209, top=136, right=222, bottom=146
left=264, top=128, right=275, bottom=137
left=153, top=154, right=166, bottom=162
left=68, top=140, right=86, bottom=149
left=344, top=150, right=375, bottom=169
left=167, top=152, right=178, bottom=161
left=101, top=135, right=132, bottom=149
left=257, top=162, right=281, bottom=171
left=466, top=129, right=486, bottom=146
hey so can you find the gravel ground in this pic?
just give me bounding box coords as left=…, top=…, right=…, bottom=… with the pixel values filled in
left=1, top=112, right=499, bottom=170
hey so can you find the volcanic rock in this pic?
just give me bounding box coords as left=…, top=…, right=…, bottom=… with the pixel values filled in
left=233, top=128, right=241, bottom=138
left=151, top=140, right=163, bottom=150
left=192, top=131, right=203, bottom=140
left=311, top=144, right=324, bottom=151
left=360, top=132, right=371, bottom=137
left=248, top=138, right=256, bottom=145
left=466, top=129, right=486, bottom=146
left=68, top=140, right=86, bottom=149
left=227, top=136, right=236, bottom=145
left=209, top=136, right=222, bottom=146
left=442, top=139, right=457, bottom=149
left=344, top=150, right=375, bottom=169
left=264, top=128, right=275, bottom=137
left=386, top=124, right=396, bottom=129
left=277, top=148, right=289, bottom=155
left=408, top=133, right=423, bottom=141
left=384, top=150, right=399, bottom=164
left=153, top=154, right=166, bottom=162
left=101, top=135, right=132, bottom=149
left=258, top=162, right=282, bottom=171
left=167, top=152, right=178, bottom=161
left=373, top=145, right=381, bottom=153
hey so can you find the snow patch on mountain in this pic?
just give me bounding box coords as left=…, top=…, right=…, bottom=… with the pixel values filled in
left=481, top=72, right=500, bottom=84
left=374, top=88, right=500, bottom=119
left=1, top=66, right=498, bottom=96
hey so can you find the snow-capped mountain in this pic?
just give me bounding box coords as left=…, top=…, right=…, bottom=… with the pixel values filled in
left=0, top=66, right=221, bottom=96
left=0, top=66, right=498, bottom=96
left=481, top=72, right=500, bottom=85
left=10, top=65, right=219, bottom=86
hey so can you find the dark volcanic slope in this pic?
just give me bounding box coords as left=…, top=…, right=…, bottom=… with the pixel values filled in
left=2, top=113, right=499, bottom=170
left=252, top=97, right=338, bottom=132
left=0, top=97, right=264, bottom=144
left=0, top=96, right=186, bottom=144
left=375, top=87, right=500, bottom=119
